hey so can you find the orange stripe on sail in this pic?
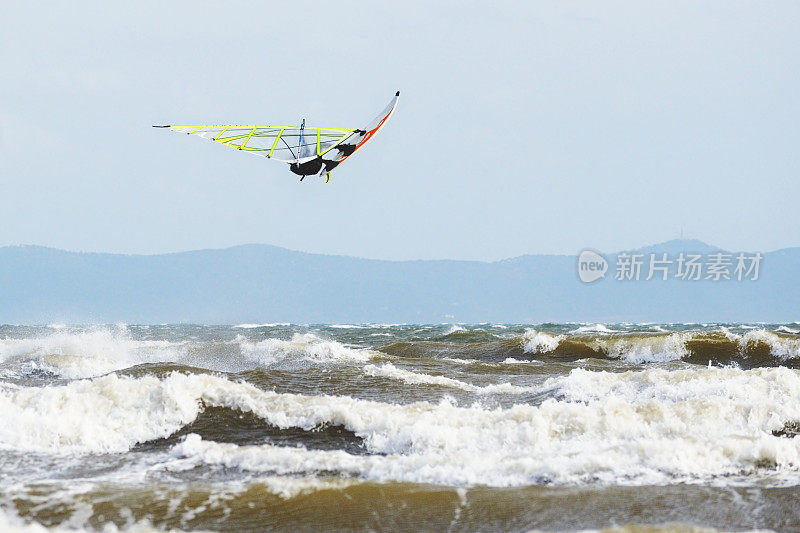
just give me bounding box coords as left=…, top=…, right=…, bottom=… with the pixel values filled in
left=339, top=112, right=392, bottom=163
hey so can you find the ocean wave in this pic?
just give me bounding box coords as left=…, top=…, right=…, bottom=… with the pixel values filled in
left=569, top=324, right=617, bottom=334
left=600, top=332, right=691, bottom=363
left=0, top=327, right=185, bottom=379
left=232, top=323, right=290, bottom=329
left=0, top=328, right=385, bottom=380
left=522, top=330, right=564, bottom=353
left=6, top=367, right=800, bottom=486
left=363, top=363, right=537, bottom=395
left=161, top=365, right=800, bottom=486
left=437, top=327, right=502, bottom=343
left=237, top=333, right=377, bottom=368
left=519, top=328, right=800, bottom=365
left=381, top=338, right=524, bottom=361
left=721, top=328, right=800, bottom=359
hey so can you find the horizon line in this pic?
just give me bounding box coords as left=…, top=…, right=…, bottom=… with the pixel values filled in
left=1, top=238, right=795, bottom=263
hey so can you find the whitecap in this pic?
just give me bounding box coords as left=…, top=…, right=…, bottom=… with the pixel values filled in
left=238, top=333, right=376, bottom=368
left=363, top=363, right=536, bottom=395
left=570, top=323, right=617, bottom=334
left=0, top=327, right=184, bottom=379
left=4, top=368, right=800, bottom=487
left=232, top=323, right=290, bottom=329
left=521, top=329, right=563, bottom=353
left=600, top=332, right=691, bottom=364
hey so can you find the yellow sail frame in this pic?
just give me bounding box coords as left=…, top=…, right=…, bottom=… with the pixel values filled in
left=168, top=125, right=355, bottom=157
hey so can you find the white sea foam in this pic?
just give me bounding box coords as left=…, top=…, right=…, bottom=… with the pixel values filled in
left=721, top=328, right=800, bottom=360
left=363, top=363, right=536, bottom=395
left=776, top=326, right=799, bottom=334
left=0, top=328, right=384, bottom=379
left=0, top=327, right=184, bottom=379
left=159, top=365, right=800, bottom=486
left=501, top=358, right=538, bottom=364
left=232, top=323, right=290, bottom=329
left=740, top=330, right=800, bottom=359
left=521, top=329, right=563, bottom=353
left=0, top=373, right=203, bottom=453
left=444, top=325, right=467, bottom=335
left=237, top=333, right=376, bottom=368
left=570, top=323, right=617, bottom=334
left=256, top=476, right=359, bottom=499
left=522, top=327, right=800, bottom=364
left=441, top=356, right=542, bottom=367
left=600, top=332, right=691, bottom=363
left=0, top=508, right=56, bottom=533
left=5, top=367, right=800, bottom=486
left=0, top=505, right=175, bottom=532
left=441, top=357, right=483, bottom=365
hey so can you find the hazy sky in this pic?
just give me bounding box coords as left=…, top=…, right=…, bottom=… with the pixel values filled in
left=1, top=2, right=797, bottom=260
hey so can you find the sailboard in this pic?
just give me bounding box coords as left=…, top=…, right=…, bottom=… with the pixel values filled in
left=154, top=92, right=399, bottom=183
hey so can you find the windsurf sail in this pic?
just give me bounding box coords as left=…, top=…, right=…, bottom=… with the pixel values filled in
left=154, top=91, right=399, bottom=183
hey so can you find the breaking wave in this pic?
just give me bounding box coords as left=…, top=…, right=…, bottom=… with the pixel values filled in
left=522, top=330, right=564, bottom=354
left=0, top=326, right=185, bottom=380
left=569, top=323, right=618, bottom=334
left=520, top=328, right=800, bottom=366
left=238, top=333, right=378, bottom=368
left=4, top=367, right=800, bottom=486
left=3, top=325, right=798, bottom=385
left=363, top=363, right=537, bottom=395
left=0, top=328, right=383, bottom=379
left=232, top=323, right=291, bottom=329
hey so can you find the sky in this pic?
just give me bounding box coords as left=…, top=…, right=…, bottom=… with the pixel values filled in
left=0, top=1, right=798, bottom=261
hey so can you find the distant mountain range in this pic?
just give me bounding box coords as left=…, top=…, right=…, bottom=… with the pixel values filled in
left=0, top=239, right=797, bottom=324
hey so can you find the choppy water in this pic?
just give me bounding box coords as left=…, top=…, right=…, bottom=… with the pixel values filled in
left=2, top=323, right=800, bottom=531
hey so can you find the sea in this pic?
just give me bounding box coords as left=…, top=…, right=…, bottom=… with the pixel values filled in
left=2, top=322, right=800, bottom=532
